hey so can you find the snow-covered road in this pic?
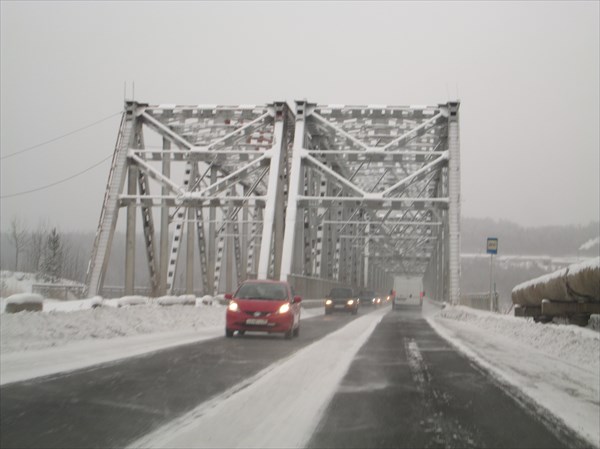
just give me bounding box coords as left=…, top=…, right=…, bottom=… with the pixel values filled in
left=1, top=294, right=598, bottom=448
left=426, top=304, right=600, bottom=448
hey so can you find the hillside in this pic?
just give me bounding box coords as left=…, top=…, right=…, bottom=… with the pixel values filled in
left=1, top=219, right=598, bottom=304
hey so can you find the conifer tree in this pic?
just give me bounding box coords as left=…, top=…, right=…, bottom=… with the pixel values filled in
left=41, top=228, right=63, bottom=282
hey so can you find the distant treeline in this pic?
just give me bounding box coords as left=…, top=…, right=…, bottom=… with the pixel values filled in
left=1, top=218, right=598, bottom=295
left=461, top=218, right=599, bottom=257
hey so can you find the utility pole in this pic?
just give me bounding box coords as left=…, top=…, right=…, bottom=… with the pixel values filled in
left=487, top=237, right=498, bottom=312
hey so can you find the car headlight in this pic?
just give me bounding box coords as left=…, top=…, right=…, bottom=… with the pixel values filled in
left=325, top=299, right=333, bottom=305
left=279, top=303, right=290, bottom=314
left=347, top=299, right=354, bottom=305
left=228, top=302, right=239, bottom=312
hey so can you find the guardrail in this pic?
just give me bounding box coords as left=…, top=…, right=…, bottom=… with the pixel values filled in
left=300, top=299, right=324, bottom=309
left=287, top=274, right=347, bottom=299
left=459, top=292, right=499, bottom=312
left=32, top=284, right=85, bottom=300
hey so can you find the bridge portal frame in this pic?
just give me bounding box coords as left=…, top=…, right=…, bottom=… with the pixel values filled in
left=280, top=101, right=461, bottom=303
left=84, top=99, right=460, bottom=303
left=84, top=101, right=293, bottom=298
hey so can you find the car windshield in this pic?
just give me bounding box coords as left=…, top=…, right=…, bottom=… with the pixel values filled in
left=235, top=283, right=288, bottom=300
left=329, top=288, right=353, bottom=298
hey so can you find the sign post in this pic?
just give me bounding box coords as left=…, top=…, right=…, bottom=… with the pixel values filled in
left=486, top=238, right=498, bottom=312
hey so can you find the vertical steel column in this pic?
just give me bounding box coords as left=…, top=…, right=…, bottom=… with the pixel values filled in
left=240, top=187, right=249, bottom=282
left=159, top=137, right=171, bottom=296
left=225, top=195, right=234, bottom=293
left=364, top=223, right=370, bottom=287
left=253, top=207, right=263, bottom=278
left=206, top=169, right=217, bottom=295
left=125, top=164, right=137, bottom=295
left=447, top=102, right=461, bottom=305
left=85, top=104, right=137, bottom=298
left=258, top=105, right=285, bottom=279
left=280, top=102, right=306, bottom=281
left=186, top=204, right=195, bottom=294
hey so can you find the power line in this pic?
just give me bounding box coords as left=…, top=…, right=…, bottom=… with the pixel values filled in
left=0, top=153, right=113, bottom=199
left=1, top=111, right=123, bottom=160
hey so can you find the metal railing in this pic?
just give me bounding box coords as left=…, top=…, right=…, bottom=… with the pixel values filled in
left=459, top=292, right=499, bottom=312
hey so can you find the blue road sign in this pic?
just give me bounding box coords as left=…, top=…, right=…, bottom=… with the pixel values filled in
left=487, top=237, right=498, bottom=255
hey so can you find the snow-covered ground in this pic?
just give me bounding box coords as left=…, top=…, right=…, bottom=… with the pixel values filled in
left=426, top=303, right=599, bottom=449
left=1, top=271, right=598, bottom=448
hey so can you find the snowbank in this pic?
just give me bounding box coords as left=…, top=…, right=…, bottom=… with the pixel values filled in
left=429, top=304, right=600, bottom=448
left=156, top=295, right=197, bottom=306
left=0, top=303, right=226, bottom=353
left=4, top=293, right=44, bottom=313
left=435, top=305, right=599, bottom=373
left=4, top=293, right=44, bottom=305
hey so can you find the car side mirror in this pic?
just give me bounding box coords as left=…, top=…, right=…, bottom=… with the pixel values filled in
left=224, top=293, right=233, bottom=300
left=293, top=295, right=302, bottom=304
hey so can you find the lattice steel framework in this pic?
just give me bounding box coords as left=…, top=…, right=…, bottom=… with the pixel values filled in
left=84, top=101, right=293, bottom=297
left=85, top=100, right=460, bottom=303
left=280, top=101, right=461, bottom=303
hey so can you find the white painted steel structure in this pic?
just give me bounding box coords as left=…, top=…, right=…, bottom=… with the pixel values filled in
left=281, top=101, right=461, bottom=303
left=85, top=100, right=461, bottom=304
left=85, top=101, right=292, bottom=298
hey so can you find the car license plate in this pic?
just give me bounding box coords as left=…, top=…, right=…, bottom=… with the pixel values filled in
left=334, top=304, right=345, bottom=309
left=246, top=318, right=268, bottom=325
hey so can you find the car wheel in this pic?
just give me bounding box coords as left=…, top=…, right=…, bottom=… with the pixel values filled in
left=293, top=325, right=299, bottom=337
left=351, top=308, right=358, bottom=315
left=238, top=330, right=245, bottom=336
left=284, top=328, right=293, bottom=340
left=325, top=309, right=332, bottom=315
left=225, top=328, right=234, bottom=338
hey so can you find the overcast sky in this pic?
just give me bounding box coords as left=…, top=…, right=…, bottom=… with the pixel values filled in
left=1, top=1, right=598, bottom=233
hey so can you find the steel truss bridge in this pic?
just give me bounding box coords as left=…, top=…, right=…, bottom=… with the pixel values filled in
left=84, top=100, right=461, bottom=303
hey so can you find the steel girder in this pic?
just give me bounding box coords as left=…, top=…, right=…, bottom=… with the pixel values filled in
left=280, top=101, right=461, bottom=303
left=86, top=100, right=460, bottom=303
left=85, top=101, right=293, bottom=297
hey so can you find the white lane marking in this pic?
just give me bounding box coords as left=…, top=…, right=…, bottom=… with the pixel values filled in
left=130, top=307, right=389, bottom=449
left=405, top=338, right=427, bottom=391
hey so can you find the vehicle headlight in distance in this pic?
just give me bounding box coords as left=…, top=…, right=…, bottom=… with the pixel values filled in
left=347, top=299, right=354, bottom=305
left=279, top=303, right=290, bottom=314
left=325, top=299, right=333, bottom=305
left=228, top=302, right=239, bottom=312
left=372, top=298, right=376, bottom=303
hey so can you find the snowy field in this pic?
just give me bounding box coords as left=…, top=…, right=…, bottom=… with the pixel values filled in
left=1, top=271, right=599, bottom=448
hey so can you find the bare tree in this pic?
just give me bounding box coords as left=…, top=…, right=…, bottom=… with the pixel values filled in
left=62, top=241, right=85, bottom=283
left=8, top=217, right=28, bottom=272
left=27, top=220, right=49, bottom=276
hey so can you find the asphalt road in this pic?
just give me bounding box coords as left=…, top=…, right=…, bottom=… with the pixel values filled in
left=0, top=310, right=359, bottom=449
left=308, top=303, right=587, bottom=449
left=1, top=303, right=588, bottom=449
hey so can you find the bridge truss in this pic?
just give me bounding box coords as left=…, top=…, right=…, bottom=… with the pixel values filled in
left=85, top=100, right=460, bottom=303
left=281, top=101, right=461, bottom=303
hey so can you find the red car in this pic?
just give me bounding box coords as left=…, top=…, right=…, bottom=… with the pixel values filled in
left=225, top=280, right=302, bottom=339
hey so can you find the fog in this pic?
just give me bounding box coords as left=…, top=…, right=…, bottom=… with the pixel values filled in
left=1, top=1, right=598, bottom=232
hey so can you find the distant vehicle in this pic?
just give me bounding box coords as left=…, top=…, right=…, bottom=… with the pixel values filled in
left=325, top=287, right=359, bottom=315
left=392, top=293, right=422, bottom=310
left=225, top=280, right=302, bottom=339
left=358, top=290, right=381, bottom=307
